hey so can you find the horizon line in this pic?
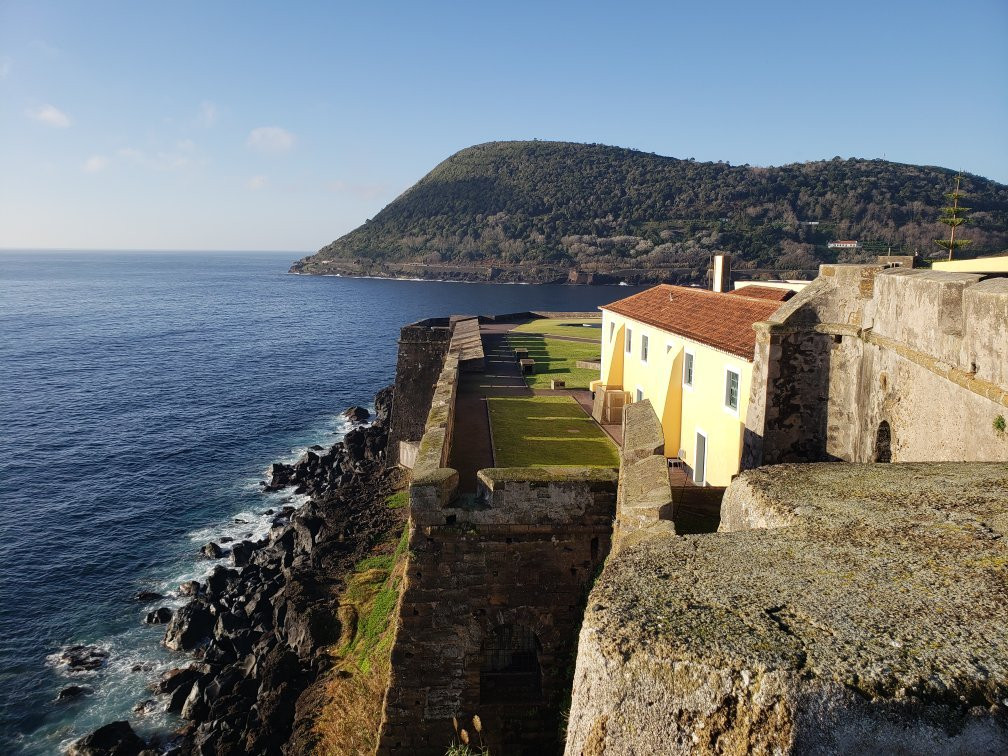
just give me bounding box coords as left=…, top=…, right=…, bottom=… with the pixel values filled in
left=0, top=247, right=312, bottom=254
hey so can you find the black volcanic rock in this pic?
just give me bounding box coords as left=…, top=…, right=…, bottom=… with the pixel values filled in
left=57, top=645, right=109, bottom=672
left=57, top=685, right=93, bottom=701
left=157, top=666, right=201, bottom=695
left=98, top=384, right=402, bottom=756
left=163, top=600, right=213, bottom=651
left=343, top=405, right=370, bottom=423
left=201, top=541, right=224, bottom=559
left=230, top=540, right=253, bottom=567
left=68, top=721, right=144, bottom=755
left=144, top=607, right=173, bottom=625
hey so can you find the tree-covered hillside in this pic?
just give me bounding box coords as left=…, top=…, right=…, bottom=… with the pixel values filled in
left=292, top=141, right=1008, bottom=283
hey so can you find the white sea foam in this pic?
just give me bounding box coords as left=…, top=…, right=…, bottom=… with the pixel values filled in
left=166, top=409, right=371, bottom=596
left=40, top=409, right=379, bottom=752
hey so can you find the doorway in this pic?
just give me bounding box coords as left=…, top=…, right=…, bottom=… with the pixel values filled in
left=694, top=430, right=707, bottom=485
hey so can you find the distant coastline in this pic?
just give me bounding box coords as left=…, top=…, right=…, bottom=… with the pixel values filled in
left=288, top=258, right=676, bottom=286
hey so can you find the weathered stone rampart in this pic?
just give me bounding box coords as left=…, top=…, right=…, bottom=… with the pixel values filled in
left=743, top=266, right=1008, bottom=468
left=565, top=462, right=1008, bottom=755
left=387, top=318, right=454, bottom=467
left=613, top=400, right=675, bottom=545
left=448, top=316, right=484, bottom=372
left=378, top=317, right=618, bottom=755
left=380, top=467, right=617, bottom=754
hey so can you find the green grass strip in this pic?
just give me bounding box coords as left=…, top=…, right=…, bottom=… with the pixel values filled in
left=487, top=395, right=619, bottom=468
left=505, top=333, right=601, bottom=389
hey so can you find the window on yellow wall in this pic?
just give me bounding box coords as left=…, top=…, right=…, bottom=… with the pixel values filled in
left=641, top=334, right=649, bottom=363
left=636, top=387, right=644, bottom=402
left=625, top=328, right=632, bottom=353
left=683, top=351, right=695, bottom=388
left=609, top=322, right=615, bottom=341
left=725, top=368, right=740, bottom=412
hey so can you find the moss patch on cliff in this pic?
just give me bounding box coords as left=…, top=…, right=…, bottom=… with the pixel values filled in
left=386, top=490, right=409, bottom=509
left=488, top=395, right=619, bottom=467
left=312, top=502, right=410, bottom=753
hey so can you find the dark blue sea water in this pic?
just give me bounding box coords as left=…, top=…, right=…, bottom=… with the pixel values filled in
left=0, top=251, right=640, bottom=752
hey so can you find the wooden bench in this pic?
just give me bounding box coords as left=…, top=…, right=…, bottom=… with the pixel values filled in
left=514, top=347, right=529, bottom=361
left=519, top=359, right=535, bottom=375
left=551, top=379, right=566, bottom=389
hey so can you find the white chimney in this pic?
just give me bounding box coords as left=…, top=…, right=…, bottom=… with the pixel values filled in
left=712, top=254, right=731, bottom=293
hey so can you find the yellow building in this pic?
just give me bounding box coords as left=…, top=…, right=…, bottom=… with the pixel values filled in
left=597, top=285, right=788, bottom=486
left=931, top=253, right=1008, bottom=273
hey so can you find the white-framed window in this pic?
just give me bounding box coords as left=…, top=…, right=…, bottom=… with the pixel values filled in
left=609, top=322, right=615, bottom=342
left=683, top=350, right=695, bottom=389
left=724, top=366, right=741, bottom=414
left=625, top=328, right=632, bottom=354
left=640, top=334, right=649, bottom=363
left=635, top=387, right=644, bottom=402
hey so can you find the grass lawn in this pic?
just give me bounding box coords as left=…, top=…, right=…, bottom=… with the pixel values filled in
left=510, top=317, right=603, bottom=339
left=505, top=332, right=601, bottom=389
left=487, top=395, right=619, bottom=468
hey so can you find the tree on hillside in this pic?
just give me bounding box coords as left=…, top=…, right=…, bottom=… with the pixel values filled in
left=935, top=174, right=971, bottom=261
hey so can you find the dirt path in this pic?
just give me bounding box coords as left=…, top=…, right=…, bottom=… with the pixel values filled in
left=448, top=330, right=530, bottom=492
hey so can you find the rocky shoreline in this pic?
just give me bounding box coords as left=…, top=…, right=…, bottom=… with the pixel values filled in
left=69, top=386, right=402, bottom=755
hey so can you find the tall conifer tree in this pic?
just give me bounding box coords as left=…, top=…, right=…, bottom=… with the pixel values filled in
left=935, top=174, right=971, bottom=261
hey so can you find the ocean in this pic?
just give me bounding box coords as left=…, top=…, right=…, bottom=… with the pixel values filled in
left=0, top=251, right=640, bottom=753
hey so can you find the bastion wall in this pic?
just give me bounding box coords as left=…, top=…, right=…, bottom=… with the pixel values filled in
left=743, top=266, right=1008, bottom=468
left=377, top=319, right=617, bottom=755
left=386, top=318, right=453, bottom=469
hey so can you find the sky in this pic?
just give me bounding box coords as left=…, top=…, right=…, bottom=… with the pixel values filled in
left=1, top=0, right=1006, bottom=251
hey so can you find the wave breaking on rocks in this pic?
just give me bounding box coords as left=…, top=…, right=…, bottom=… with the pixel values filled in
left=70, top=385, right=401, bottom=755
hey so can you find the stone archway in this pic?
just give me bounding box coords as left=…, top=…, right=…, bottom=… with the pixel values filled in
left=479, top=623, right=543, bottom=704
left=875, top=420, right=892, bottom=463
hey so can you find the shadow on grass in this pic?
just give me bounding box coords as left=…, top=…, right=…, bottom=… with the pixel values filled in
left=505, top=333, right=601, bottom=389
left=487, top=396, right=619, bottom=467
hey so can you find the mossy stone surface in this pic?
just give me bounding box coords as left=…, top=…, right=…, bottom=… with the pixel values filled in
left=566, top=463, right=1008, bottom=755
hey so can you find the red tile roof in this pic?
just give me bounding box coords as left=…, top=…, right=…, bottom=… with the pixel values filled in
left=600, top=285, right=783, bottom=360
left=726, top=285, right=795, bottom=302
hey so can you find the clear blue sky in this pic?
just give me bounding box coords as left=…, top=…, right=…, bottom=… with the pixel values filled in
left=1, top=0, right=1006, bottom=251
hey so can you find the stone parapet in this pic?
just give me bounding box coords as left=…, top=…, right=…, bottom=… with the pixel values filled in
left=871, top=268, right=984, bottom=366
left=962, top=276, right=1008, bottom=390
left=387, top=318, right=454, bottom=466
left=448, top=316, right=484, bottom=372
left=565, top=462, right=1008, bottom=755
left=621, top=399, right=665, bottom=463
left=614, top=400, right=675, bottom=546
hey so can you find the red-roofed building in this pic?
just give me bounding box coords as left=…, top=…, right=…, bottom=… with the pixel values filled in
left=725, top=285, right=795, bottom=302
left=596, top=285, right=785, bottom=485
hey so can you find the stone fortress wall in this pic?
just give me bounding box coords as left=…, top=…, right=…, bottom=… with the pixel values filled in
left=562, top=266, right=1008, bottom=754
left=376, top=272, right=1008, bottom=754
left=386, top=317, right=454, bottom=469
left=377, top=318, right=617, bottom=755
left=743, top=265, right=1008, bottom=468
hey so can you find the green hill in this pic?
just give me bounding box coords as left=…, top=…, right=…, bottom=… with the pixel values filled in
left=292, top=141, right=1008, bottom=284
